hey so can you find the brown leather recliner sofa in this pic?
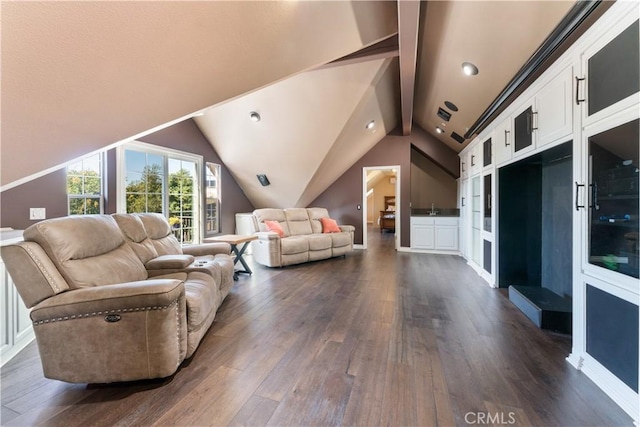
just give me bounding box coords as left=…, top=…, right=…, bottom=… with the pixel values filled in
left=1, top=213, right=234, bottom=384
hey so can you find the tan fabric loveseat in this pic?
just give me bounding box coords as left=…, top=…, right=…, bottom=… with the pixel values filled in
left=0, top=214, right=234, bottom=384
left=251, top=207, right=355, bottom=267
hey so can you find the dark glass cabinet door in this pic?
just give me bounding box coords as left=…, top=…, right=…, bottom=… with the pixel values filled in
left=587, top=20, right=639, bottom=117
left=483, top=174, right=492, bottom=232
left=513, top=106, right=534, bottom=153
left=588, top=119, right=639, bottom=278
left=483, top=138, right=492, bottom=167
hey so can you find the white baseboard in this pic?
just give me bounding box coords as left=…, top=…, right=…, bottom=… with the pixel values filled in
left=579, top=353, right=639, bottom=423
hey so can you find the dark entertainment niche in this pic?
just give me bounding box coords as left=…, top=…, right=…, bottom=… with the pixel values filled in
left=499, top=142, right=573, bottom=333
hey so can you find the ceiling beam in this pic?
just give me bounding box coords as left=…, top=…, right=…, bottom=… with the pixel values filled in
left=317, top=34, right=399, bottom=70
left=398, top=0, right=420, bottom=136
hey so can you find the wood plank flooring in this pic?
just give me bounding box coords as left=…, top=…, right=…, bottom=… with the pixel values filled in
left=1, top=228, right=634, bottom=426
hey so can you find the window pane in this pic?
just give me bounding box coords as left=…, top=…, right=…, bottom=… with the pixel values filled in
left=145, top=165, right=164, bottom=193
left=147, top=194, right=163, bottom=213
left=126, top=150, right=146, bottom=173
left=84, top=177, right=101, bottom=195
left=69, top=198, right=85, bottom=215
left=85, top=198, right=101, bottom=214
left=83, top=155, right=101, bottom=174
left=67, top=154, right=103, bottom=215
left=67, top=175, right=83, bottom=194
left=205, top=163, right=220, bottom=235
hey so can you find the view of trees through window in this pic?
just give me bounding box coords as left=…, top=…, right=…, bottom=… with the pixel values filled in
left=124, top=148, right=198, bottom=244
left=67, top=154, right=102, bottom=215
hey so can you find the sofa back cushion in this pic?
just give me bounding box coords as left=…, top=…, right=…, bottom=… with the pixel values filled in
left=112, top=213, right=159, bottom=264
left=306, top=207, right=331, bottom=234
left=23, top=215, right=148, bottom=289
left=284, top=208, right=313, bottom=236
left=136, top=213, right=183, bottom=255
left=253, top=209, right=291, bottom=237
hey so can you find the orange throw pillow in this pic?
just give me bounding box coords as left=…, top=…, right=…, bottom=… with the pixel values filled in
left=264, top=220, right=285, bottom=237
left=320, top=217, right=341, bottom=233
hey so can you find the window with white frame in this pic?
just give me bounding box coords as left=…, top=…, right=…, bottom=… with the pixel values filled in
left=118, top=142, right=202, bottom=244
left=205, top=163, right=221, bottom=235
left=67, top=153, right=104, bottom=215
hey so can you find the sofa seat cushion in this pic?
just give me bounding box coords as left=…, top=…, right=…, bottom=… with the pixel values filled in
left=307, top=234, right=332, bottom=251
left=330, top=232, right=352, bottom=248
left=281, top=237, right=309, bottom=255
left=182, top=272, right=219, bottom=333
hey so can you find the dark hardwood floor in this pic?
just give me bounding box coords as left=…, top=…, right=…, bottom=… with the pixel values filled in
left=1, top=228, right=633, bottom=426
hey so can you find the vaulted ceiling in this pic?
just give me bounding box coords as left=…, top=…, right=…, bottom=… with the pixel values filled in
left=1, top=1, right=575, bottom=208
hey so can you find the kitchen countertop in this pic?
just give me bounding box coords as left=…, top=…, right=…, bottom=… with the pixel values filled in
left=411, top=208, right=459, bottom=217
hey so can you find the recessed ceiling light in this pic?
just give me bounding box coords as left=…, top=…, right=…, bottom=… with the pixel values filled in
left=366, top=120, right=375, bottom=129
left=462, top=62, right=479, bottom=76
left=436, top=127, right=444, bottom=134
left=249, top=111, right=261, bottom=122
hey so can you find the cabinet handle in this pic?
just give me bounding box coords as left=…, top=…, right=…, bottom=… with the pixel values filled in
left=462, top=161, right=466, bottom=172
left=531, top=111, right=538, bottom=131
left=462, top=197, right=465, bottom=207
left=471, top=155, right=476, bottom=166
left=504, top=130, right=510, bottom=147
left=575, top=181, right=585, bottom=211
left=575, top=76, right=586, bottom=105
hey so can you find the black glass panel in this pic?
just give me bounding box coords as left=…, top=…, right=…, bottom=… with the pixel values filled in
left=484, top=174, right=492, bottom=232
left=588, top=119, right=639, bottom=278
left=588, top=20, right=639, bottom=116
left=483, top=138, right=492, bottom=167
left=514, top=107, right=533, bottom=152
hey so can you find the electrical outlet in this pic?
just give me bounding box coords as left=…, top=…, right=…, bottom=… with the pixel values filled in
left=29, top=208, right=46, bottom=220
left=356, top=204, right=361, bottom=210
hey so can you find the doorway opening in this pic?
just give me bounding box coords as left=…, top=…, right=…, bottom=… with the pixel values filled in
left=362, top=165, right=400, bottom=250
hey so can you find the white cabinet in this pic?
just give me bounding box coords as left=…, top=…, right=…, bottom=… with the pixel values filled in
left=537, top=65, right=573, bottom=147
left=511, top=98, right=537, bottom=158
left=1, top=230, right=34, bottom=366
left=469, top=141, right=482, bottom=176
left=411, top=217, right=459, bottom=252
left=435, top=225, right=458, bottom=251
left=411, top=218, right=435, bottom=249
left=460, top=150, right=469, bottom=178
left=494, top=117, right=512, bottom=165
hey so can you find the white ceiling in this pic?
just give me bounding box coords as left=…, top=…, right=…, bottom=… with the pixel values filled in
left=1, top=1, right=576, bottom=209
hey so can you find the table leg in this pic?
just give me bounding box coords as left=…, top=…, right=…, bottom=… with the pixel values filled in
left=231, top=241, right=252, bottom=280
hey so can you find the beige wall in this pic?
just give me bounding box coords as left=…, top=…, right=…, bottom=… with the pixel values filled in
left=410, top=148, right=457, bottom=210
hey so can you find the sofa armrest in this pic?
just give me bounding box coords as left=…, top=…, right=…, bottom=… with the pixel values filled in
left=339, top=225, right=355, bottom=233
left=255, top=231, right=281, bottom=241
left=145, top=254, right=194, bottom=270
left=30, top=279, right=185, bottom=322
left=29, top=279, right=188, bottom=383
left=182, top=242, right=231, bottom=256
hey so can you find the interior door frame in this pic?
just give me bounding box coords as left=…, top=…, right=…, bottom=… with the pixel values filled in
left=362, top=165, right=401, bottom=250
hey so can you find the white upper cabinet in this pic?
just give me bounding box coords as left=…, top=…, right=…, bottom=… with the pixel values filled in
left=494, top=117, right=512, bottom=165
left=578, top=17, right=639, bottom=127
left=511, top=97, right=538, bottom=159
left=470, top=141, right=482, bottom=176
left=537, top=65, right=574, bottom=147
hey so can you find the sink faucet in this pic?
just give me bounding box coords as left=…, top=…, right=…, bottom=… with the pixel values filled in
left=429, top=203, right=437, bottom=215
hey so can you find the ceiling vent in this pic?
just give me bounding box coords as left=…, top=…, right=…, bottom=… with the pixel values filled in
left=451, top=132, right=465, bottom=144
left=437, top=107, right=451, bottom=122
